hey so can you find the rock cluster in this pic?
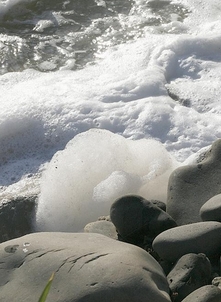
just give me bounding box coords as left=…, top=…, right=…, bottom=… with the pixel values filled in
left=2, top=139, right=221, bottom=301
left=109, top=194, right=221, bottom=301
left=108, top=139, right=221, bottom=301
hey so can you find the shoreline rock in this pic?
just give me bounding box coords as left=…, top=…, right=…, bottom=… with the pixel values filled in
left=0, top=194, right=36, bottom=243
left=181, top=285, right=221, bottom=302
left=167, top=253, right=212, bottom=302
left=110, top=195, right=176, bottom=248
left=0, top=232, right=171, bottom=302
left=200, top=194, right=221, bottom=222
left=167, top=139, right=221, bottom=225
left=152, top=221, right=221, bottom=262
left=2, top=139, right=221, bottom=301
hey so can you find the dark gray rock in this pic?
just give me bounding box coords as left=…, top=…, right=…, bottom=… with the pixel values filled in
left=167, top=139, right=221, bottom=225
left=0, top=232, right=171, bottom=302
left=167, top=253, right=211, bottom=302
left=152, top=221, right=221, bottom=262
left=0, top=195, right=36, bottom=243
left=181, top=285, right=221, bottom=302
left=110, top=195, right=176, bottom=247
left=159, top=259, right=174, bottom=276
left=151, top=200, right=166, bottom=211
left=200, top=194, right=221, bottom=222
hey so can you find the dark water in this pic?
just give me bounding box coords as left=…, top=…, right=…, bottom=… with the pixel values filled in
left=0, top=0, right=189, bottom=74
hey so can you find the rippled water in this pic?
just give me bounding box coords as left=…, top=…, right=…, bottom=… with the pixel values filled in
left=0, top=0, right=189, bottom=74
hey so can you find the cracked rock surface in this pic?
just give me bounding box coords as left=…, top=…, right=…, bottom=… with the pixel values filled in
left=0, top=232, right=171, bottom=302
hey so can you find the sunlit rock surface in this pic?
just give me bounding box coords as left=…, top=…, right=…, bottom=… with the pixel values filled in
left=0, top=232, right=171, bottom=302
left=167, top=139, right=221, bottom=225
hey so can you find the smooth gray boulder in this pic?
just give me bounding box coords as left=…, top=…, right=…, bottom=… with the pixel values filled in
left=167, top=139, right=221, bottom=225
left=0, top=232, right=171, bottom=302
left=200, top=194, right=221, bottom=222
left=181, top=285, right=221, bottom=302
left=152, top=221, right=221, bottom=262
left=167, top=253, right=211, bottom=302
left=110, top=195, right=176, bottom=247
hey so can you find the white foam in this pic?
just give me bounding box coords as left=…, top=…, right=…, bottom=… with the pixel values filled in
left=35, top=129, right=179, bottom=232
left=1, top=0, right=221, bottom=231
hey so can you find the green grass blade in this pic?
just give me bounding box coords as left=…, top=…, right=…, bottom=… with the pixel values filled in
left=38, top=272, right=55, bottom=302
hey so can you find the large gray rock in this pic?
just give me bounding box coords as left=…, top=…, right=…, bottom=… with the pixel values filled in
left=0, top=232, right=171, bottom=302
left=200, top=194, right=221, bottom=222
left=167, top=139, right=221, bottom=225
left=167, top=253, right=211, bottom=302
left=181, top=285, right=221, bottom=302
left=110, top=195, right=176, bottom=247
left=152, top=222, right=221, bottom=262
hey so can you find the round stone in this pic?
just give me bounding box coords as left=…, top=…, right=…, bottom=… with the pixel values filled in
left=110, top=195, right=176, bottom=243
left=167, top=253, right=211, bottom=302
left=181, top=285, right=221, bottom=302
left=152, top=221, right=221, bottom=262
left=0, top=232, right=171, bottom=302
left=84, top=220, right=118, bottom=239
left=200, top=194, right=221, bottom=222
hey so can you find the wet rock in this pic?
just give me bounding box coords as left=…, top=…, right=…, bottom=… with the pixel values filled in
left=181, top=285, right=221, bottom=302
left=110, top=195, right=176, bottom=247
left=0, top=195, right=36, bottom=243
left=167, top=253, right=211, bottom=302
left=200, top=194, right=221, bottom=222
left=152, top=221, right=221, bottom=262
left=0, top=232, right=171, bottom=302
left=167, top=139, right=221, bottom=225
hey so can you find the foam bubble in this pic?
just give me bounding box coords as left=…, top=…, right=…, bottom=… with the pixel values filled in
left=35, top=129, right=179, bottom=232
left=1, top=0, right=221, bottom=211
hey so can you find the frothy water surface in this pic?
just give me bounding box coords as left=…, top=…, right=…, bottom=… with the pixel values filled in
left=1, top=0, right=221, bottom=231
left=0, top=0, right=189, bottom=73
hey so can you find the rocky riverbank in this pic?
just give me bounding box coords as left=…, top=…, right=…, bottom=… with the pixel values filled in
left=1, top=139, right=221, bottom=301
